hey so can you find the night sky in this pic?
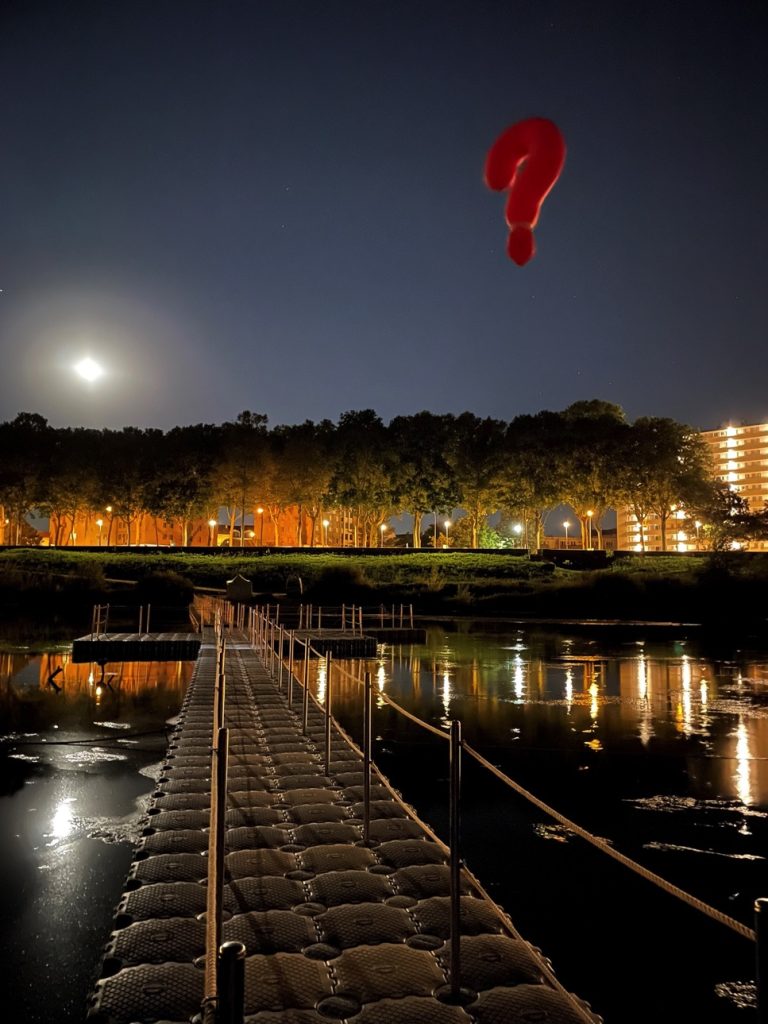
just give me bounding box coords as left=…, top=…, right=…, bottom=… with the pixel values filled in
left=1, top=1, right=766, bottom=432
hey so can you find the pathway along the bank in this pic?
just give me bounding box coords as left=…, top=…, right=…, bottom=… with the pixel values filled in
left=88, top=626, right=599, bottom=1023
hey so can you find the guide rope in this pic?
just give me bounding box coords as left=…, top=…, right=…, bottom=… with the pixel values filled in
left=308, top=639, right=756, bottom=943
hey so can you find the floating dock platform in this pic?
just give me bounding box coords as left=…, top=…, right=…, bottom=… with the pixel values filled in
left=72, top=632, right=202, bottom=663
left=87, top=630, right=597, bottom=1024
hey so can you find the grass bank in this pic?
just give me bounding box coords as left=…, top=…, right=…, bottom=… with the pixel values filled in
left=1, top=548, right=767, bottom=633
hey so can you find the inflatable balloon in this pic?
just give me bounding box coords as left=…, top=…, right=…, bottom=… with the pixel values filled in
left=485, top=118, right=566, bottom=265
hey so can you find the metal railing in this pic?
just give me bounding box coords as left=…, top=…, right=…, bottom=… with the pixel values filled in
left=246, top=602, right=768, bottom=1021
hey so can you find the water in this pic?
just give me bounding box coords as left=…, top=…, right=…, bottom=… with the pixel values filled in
left=0, top=646, right=193, bottom=1023
left=317, top=623, right=768, bottom=1023
left=3, top=622, right=768, bottom=1022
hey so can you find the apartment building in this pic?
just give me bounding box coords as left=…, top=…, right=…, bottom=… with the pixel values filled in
left=616, top=420, right=768, bottom=551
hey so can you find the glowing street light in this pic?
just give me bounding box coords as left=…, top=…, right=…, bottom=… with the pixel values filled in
left=208, top=519, right=217, bottom=546
left=513, top=523, right=523, bottom=544
left=96, top=518, right=103, bottom=546
left=380, top=522, right=387, bottom=548
left=257, top=507, right=264, bottom=545
left=563, top=520, right=570, bottom=548
left=322, top=518, right=330, bottom=546
left=587, top=510, right=594, bottom=550
left=694, top=520, right=702, bottom=548
left=444, top=519, right=451, bottom=547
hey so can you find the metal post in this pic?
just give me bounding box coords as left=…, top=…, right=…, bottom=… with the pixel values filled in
left=138, top=605, right=143, bottom=636
left=449, top=719, right=462, bottom=1000
left=400, top=603, right=403, bottom=628
left=214, top=727, right=229, bottom=961
left=217, top=672, right=226, bottom=733
left=358, top=606, right=362, bottom=636
left=324, top=652, right=333, bottom=774
left=363, top=671, right=372, bottom=845
left=278, top=625, right=285, bottom=688
left=287, top=630, right=295, bottom=706
left=757, top=898, right=768, bottom=1024
left=410, top=603, right=414, bottom=628
left=302, top=646, right=310, bottom=734
left=318, top=606, right=322, bottom=631
left=217, top=940, right=245, bottom=1024
left=146, top=603, right=151, bottom=635
left=341, top=603, right=346, bottom=632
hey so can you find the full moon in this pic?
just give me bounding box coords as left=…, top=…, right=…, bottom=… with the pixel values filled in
left=74, top=357, right=105, bottom=382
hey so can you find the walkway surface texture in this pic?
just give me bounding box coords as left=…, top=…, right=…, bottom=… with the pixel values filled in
left=88, top=629, right=597, bottom=1023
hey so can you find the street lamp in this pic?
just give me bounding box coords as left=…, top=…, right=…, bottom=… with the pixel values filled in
left=96, top=518, right=103, bottom=546
left=380, top=523, right=387, bottom=548
left=322, top=518, right=330, bottom=546
left=563, top=520, right=570, bottom=548
left=105, top=506, right=114, bottom=545
left=513, top=523, right=523, bottom=547
left=694, top=520, right=702, bottom=549
left=208, top=519, right=217, bottom=546
left=257, top=507, right=264, bottom=545
left=445, top=519, right=451, bottom=547
left=586, top=510, right=594, bottom=550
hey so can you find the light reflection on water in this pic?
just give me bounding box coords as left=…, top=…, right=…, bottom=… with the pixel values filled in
left=0, top=643, right=193, bottom=1024
left=310, top=625, right=768, bottom=809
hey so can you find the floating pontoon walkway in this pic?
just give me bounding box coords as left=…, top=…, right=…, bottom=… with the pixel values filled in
left=88, top=628, right=597, bottom=1024
left=72, top=632, right=202, bottom=663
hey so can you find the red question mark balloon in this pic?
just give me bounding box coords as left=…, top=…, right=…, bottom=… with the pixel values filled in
left=485, top=117, right=566, bottom=265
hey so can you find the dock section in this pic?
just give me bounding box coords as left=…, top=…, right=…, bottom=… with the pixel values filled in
left=88, top=630, right=597, bottom=1024
left=72, top=632, right=202, bottom=663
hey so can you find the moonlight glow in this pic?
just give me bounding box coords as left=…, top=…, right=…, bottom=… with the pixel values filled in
left=74, top=357, right=105, bottom=382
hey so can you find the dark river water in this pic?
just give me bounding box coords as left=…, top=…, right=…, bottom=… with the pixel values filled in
left=2, top=621, right=767, bottom=1022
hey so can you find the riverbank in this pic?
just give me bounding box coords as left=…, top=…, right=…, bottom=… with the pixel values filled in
left=2, top=548, right=768, bottom=637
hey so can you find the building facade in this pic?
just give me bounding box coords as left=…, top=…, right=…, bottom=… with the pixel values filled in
left=616, top=420, right=768, bottom=551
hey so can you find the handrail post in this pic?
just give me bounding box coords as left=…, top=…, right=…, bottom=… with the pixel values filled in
left=757, top=898, right=768, bottom=1024
left=214, top=727, right=228, bottom=968
left=217, top=940, right=245, bottom=1024
left=138, top=605, right=143, bottom=636
left=341, top=603, right=346, bottom=632
left=324, top=651, right=333, bottom=774
left=287, top=630, right=295, bottom=706
left=363, top=671, right=372, bottom=845
left=302, top=642, right=310, bottom=734
left=278, top=625, right=285, bottom=689
left=449, top=719, right=462, bottom=1001
left=146, top=603, right=151, bottom=635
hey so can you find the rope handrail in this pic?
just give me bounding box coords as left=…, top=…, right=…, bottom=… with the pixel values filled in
left=268, top=627, right=596, bottom=1024
left=462, top=740, right=755, bottom=943
left=272, top=616, right=757, bottom=947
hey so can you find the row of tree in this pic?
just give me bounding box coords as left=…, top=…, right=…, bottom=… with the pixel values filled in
left=0, top=402, right=764, bottom=550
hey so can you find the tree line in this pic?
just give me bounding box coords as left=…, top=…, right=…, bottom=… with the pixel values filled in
left=0, top=401, right=762, bottom=550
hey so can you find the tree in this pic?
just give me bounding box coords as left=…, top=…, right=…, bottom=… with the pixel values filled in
left=328, top=411, right=393, bottom=547
left=388, top=412, right=457, bottom=547
left=561, top=401, right=629, bottom=548
left=618, top=417, right=712, bottom=551
left=446, top=414, right=505, bottom=548
left=500, top=412, right=570, bottom=550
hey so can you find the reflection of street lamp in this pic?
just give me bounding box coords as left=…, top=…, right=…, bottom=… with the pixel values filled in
left=96, top=518, right=103, bottom=546
left=208, top=519, right=217, bottom=546
left=322, top=518, right=330, bottom=546
left=563, top=520, right=570, bottom=548
left=587, top=510, right=594, bottom=550
left=444, top=519, right=451, bottom=547
left=380, top=523, right=386, bottom=548
left=257, top=507, right=264, bottom=545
